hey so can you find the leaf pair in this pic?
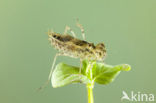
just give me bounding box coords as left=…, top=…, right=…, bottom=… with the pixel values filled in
left=52, top=60, right=131, bottom=88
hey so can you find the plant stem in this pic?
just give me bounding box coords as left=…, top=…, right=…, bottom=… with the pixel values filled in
left=87, top=83, right=94, bottom=103
left=86, top=62, right=94, bottom=103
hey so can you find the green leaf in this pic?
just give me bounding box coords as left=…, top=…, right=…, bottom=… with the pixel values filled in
left=92, top=63, right=131, bottom=85
left=52, top=63, right=91, bottom=88
left=51, top=60, right=131, bottom=88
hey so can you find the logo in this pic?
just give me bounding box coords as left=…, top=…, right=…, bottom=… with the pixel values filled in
left=121, top=91, right=154, bottom=102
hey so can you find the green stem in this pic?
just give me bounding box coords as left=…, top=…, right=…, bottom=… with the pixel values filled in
left=86, top=62, right=94, bottom=103
left=87, top=82, right=94, bottom=103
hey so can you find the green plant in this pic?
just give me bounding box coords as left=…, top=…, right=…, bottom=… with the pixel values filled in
left=51, top=60, right=131, bottom=103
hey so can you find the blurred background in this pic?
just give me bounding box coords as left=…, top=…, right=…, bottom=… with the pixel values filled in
left=0, top=0, right=156, bottom=103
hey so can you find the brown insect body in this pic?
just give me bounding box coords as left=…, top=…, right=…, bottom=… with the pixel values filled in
left=38, top=22, right=107, bottom=91
left=48, top=32, right=106, bottom=61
